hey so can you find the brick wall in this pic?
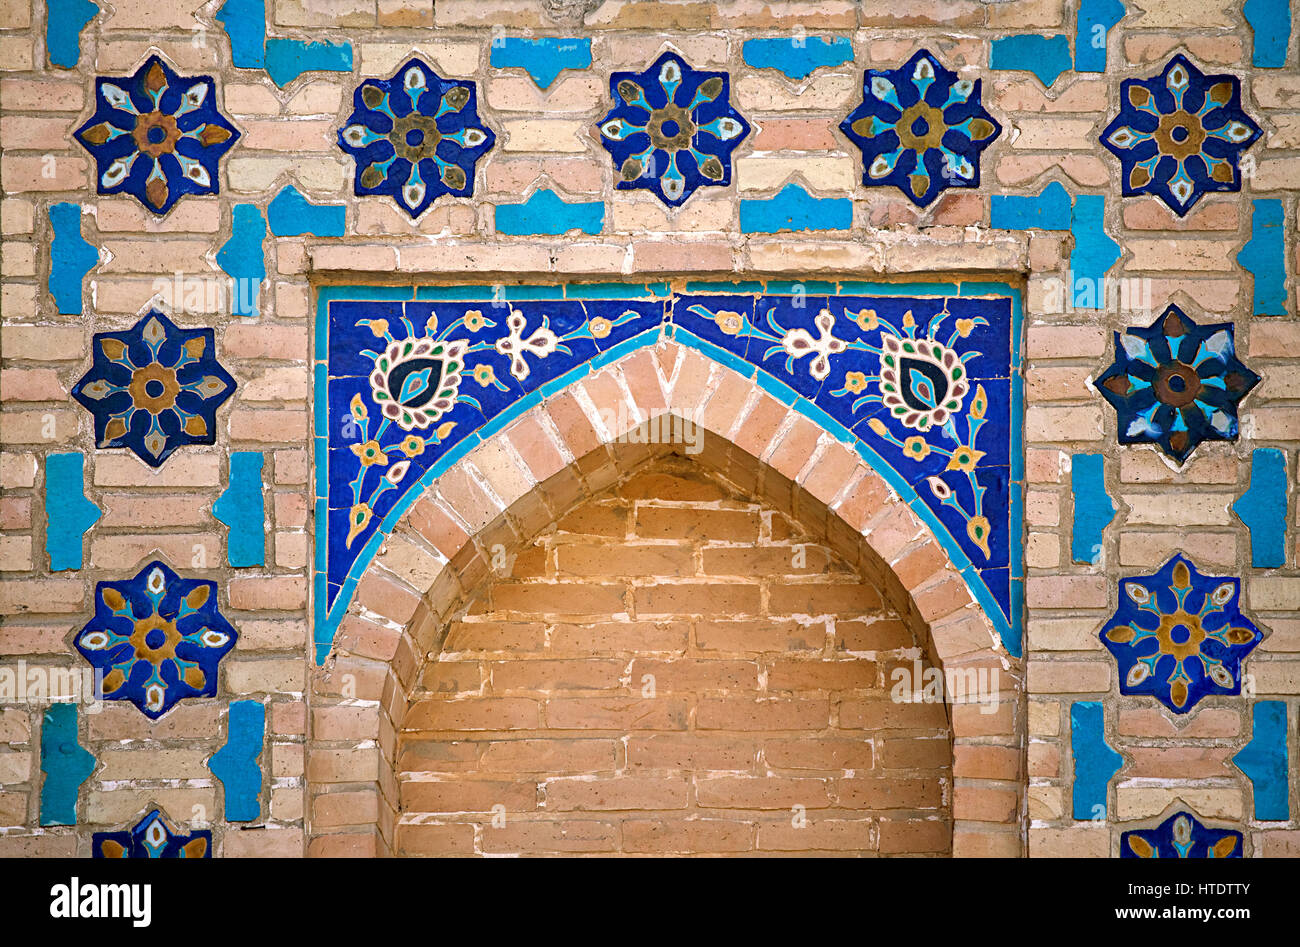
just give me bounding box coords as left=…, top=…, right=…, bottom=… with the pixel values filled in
left=395, top=456, right=951, bottom=856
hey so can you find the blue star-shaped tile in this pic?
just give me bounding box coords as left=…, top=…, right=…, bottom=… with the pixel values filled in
left=338, top=58, right=495, bottom=218
left=74, top=561, right=238, bottom=719
left=840, top=50, right=1001, bottom=207
left=1101, top=554, right=1263, bottom=715
left=1096, top=304, right=1258, bottom=464
left=72, top=310, right=235, bottom=468
left=75, top=55, right=240, bottom=215
left=596, top=52, right=751, bottom=207
left=94, top=809, right=212, bottom=858
left=1101, top=55, right=1261, bottom=216
left=1121, top=810, right=1243, bottom=858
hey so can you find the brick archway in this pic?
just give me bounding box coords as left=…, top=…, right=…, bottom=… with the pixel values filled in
left=306, top=339, right=1024, bottom=856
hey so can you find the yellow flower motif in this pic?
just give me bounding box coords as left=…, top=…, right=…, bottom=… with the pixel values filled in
left=945, top=445, right=986, bottom=473
left=843, top=371, right=868, bottom=394
left=366, top=319, right=388, bottom=338
left=967, top=515, right=991, bottom=559
left=589, top=317, right=612, bottom=339
left=903, top=436, right=930, bottom=460
left=425, top=312, right=439, bottom=335
left=349, top=393, right=367, bottom=421
left=434, top=421, right=456, bottom=441
left=350, top=439, right=388, bottom=467
left=397, top=435, right=425, bottom=458
left=852, top=308, right=879, bottom=331
left=902, top=310, right=916, bottom=329
left=463, top=309, right=487, bottom=332
left=715, top=310, right=744, bottom=336
left=472, top=364, right=496, bottom=387
left=955, top=318, right=976, bottom=337
left=345, top=503, right=372, bottom=548
left=970, top=384, right=987, bottom=420
left=867, top=418, right=889, bottom=438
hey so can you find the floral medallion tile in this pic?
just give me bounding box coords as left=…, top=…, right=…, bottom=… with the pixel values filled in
left=338, top=58, right=494, bottom=218
left=93, top=809, right=212, bottom=858
left=1120, top=810, right=1243, bottom=858
left=596, top=52, right=750, bottom=206
left=1101, top=54, right=1261, bottom=216
left=1100, top=554, right=1263, bottom=714
left=74, top=561, right=238, bottom=718
left=840, top=49, right=1001, bottom=207
left=75, top=55, right=240, bottom=215
left=1096, top=304, right=1258, bottom=465
left=72, top=310, right=236, bottom=468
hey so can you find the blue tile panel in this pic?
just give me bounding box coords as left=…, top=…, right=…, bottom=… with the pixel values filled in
left=1232, top=701, right=1289, bottom=821
left=48, top=203, right=98, bottom=314
left=1100, top=55, right=1261, bottom=217
left=1068, top=194, right=1121, bottom=309
left=1232, top=448, right=1288, bottom=569
left=1100, top=554, right=1263, bottom=714
left=1075, top=0, right=1126, bottom=73
left=1243, top=0, right=1292, bottom=67
left=991, top=181, right=1072, bottom=231
left=495, top=188, right=605, bottom=236
left=741, top=35, right=854, bottom=80
left=841, top=50, right=1000, bottom=208
left=44, top=452, right=102, bottom=571
left=317, top=282, right=1024, bottom=664
left=46, top=0, right=99, bottom=68
left=489, top=37, right=592, bottom=89
left=1121, top=811, right=1243, bottom=858
left=39, top=703, right=97, bottom=826
left=1070, top=453, right=1115, bottom=565
left=215, top=0, right=353, bottom=86
left=268, top=184, right=347, bottom=237
left=74, top=562, right=239, bottom=718
left=208, top=699, right=266, bottom=822
left=216, top=204, right=267, bottom=317
left=739, top=183, right=852, bottom=234
left=74, top=56, right=241, bottom=215
left=1096, top=304, right=1258, bottom=465
left=1070, top=701, right=1122, bottom=820
left=94, top=809, right=211, bottom=858
left=213, top=451, right=266, bottom=567
left=989, top=35, right=1073, bottom=88
left=1237, top=198, right=1287, bottom=316
left=597, top=52, right=750, bottom=207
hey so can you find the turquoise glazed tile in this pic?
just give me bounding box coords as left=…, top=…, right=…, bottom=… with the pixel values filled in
left=215, top=0, right=266, bottom=68
left=495, top=188, right=604, bottom=236
left=1236, top=198, right=1287, bottom=315
left=44, top=452, right=102, bottom=571
left=94, top=809, right=211, bottom=858
left=1232, top=448, right=1288, bottom=568
left=1068, top=194, right=1121, bottom=309
left=72, top=310, right=236, bottom=468
left=489, top=37, right=592, bottom=89
left=75, top=56, right=240, bottom=215
left=39, top=703, right=97, bottom=826
left=213, top=451, right=265, bottom=567
left=264, top=38, right=352, bottom=87
left=1070, top=452, right=1115, bottom=565
left=990, top=35, right=1072, bottom=88
left=1101, top=55, right=1261, bottom=216
left=1121, top=811, right=1242, bottom=858
left=841, top=50, right=1000, bottom=207
left=1075, top=0, right=1125, bottom=72
left=48, top=202, right=98, bottom=314
left=268, top=184, right=346, bottom=237
left=216, top=203, right=266, bottom=317
left=990, top=181, right=1072, bottom=230
left=47, top=0, right=99, bottom=68
left=741, top=35, right=853, bottom=80
left=739, top=183, right=852, bottom=234
left=1100, top=554, right=1263, bottom=714
left=1232, top=701, right=1289, bottom=821
left=208, top=699, right=266, bottom=822
left=1244, top=0, right=1292, bottom=67
left=1096, top=304, right=1258, bottom=464
left=74, top=562, right=238, bottom=718
left=1070, top=701, right=1123, bottom=820
left=597, top=52, right=750, bottom=207
left=339, top=59, right=494, bottom=218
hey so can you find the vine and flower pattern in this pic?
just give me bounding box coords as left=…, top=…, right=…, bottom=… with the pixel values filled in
left=321, top=288, right=1017, bottom=648
left=1121, top=810, right=1243, bottom=859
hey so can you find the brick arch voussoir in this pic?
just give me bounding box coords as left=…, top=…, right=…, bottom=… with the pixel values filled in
left=306, top=337, right=1025, bottom=857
